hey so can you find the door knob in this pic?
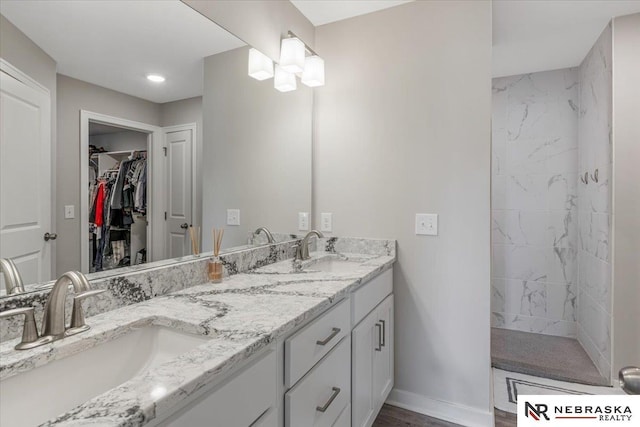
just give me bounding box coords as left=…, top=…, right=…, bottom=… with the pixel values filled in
left=44, top=233, right=57, bottom=241
left=180, top=223, right=189, bottom=230
left=620, top=366, right=640, bottom=395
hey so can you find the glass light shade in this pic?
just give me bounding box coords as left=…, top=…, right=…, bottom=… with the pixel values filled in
left=301, top=55, right=325, bottom=87
left=274, top=65, right=297, bottom=92
left=248, top=48, right=274, bottom=80
left=279, top=37, right=305, bottom=73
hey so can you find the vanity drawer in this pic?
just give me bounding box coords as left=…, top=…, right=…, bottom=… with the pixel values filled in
left=333, top=404, right=351, bottom=427
left=285, top=337, right=351, bottom=427
left=351, top=267, right=392, bottom=327
left=285, top=299, right=350, bottom=388
left=164, top=350, right=276, bottom=427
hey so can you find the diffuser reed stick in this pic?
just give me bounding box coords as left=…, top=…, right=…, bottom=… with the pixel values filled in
left=189, top=225, right=200, bottom=256
left=209, top=227, right=224, bottom=283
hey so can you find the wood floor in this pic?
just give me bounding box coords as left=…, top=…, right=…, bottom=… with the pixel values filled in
left=372, top=404, right=517, bottom=427
left=372, top=404, right=463, bottom=427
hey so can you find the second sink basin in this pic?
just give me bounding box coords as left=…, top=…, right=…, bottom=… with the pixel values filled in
left=305, top=258, right=361, bottom=273
left=0, top=324, right=209, bottom=426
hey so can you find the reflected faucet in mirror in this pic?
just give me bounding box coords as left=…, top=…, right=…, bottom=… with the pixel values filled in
left=0, top=271, right=105, bottom=350
left=254, top=227, right=275, bottom=244
left=0, top=258, right=25, bottom=295
left=295, top=230, right=325, bottom=261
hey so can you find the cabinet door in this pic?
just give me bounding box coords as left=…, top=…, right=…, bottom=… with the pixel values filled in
left=351, top=308, right=380, bottom=427
left=373, top=295, right=394, bottom=405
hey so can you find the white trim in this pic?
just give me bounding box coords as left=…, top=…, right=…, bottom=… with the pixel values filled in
left=80, top=111, right=163, bottom=273
left=162, top=122, right=198, bottom=218
left=0, top=59, right=50, bottom=96
left=161, top=123, right=198, bottom=255
left=1, top=59, right=55, bottom=280
left=386, top=388, right=494, bottom=427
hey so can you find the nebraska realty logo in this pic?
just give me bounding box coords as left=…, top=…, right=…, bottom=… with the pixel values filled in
left=517, top=395, right=640, bottom=426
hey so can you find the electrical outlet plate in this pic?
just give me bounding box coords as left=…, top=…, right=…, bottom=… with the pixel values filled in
left=227, top=209, right=240, bottom=226
left=415, top=213, right=438, bottom=236
left=321, top=213, right=332, bottom=232
left=298, top=212, right=309, bottom=231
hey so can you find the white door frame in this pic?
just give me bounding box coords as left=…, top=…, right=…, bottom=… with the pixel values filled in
left=80, top=111, right=163, bottom=273
left=162, top=122, right=198, bottom=228
left=0, top=59, right=54, bottom=279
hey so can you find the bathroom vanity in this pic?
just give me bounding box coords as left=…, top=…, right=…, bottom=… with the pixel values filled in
left=0, top=237, right=395, bottom=426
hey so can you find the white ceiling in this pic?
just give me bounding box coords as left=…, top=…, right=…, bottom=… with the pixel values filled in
left=493, top=0, right=640, bottom=77
left=0, top=0, right=245, bottom=103
left=291, top=0, right=413, bottom=26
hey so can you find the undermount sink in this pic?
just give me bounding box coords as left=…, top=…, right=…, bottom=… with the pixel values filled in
left=305, top=258, right=361, bottom=273
left=0, top=325, right=209, bottom=426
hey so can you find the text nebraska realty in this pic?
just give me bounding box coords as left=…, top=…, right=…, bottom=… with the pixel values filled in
left=526, top=402, right=633, bottom=422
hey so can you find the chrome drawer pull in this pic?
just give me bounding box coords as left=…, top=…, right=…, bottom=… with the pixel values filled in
left=316, top=387, right=341, bottom=413
left=316, top=327, right=341, bottom=346
left=375, top=322, right=382, bottom=351
left=379, top=319, right=386, bottom=347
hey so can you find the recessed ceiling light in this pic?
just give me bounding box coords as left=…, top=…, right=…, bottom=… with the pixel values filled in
left=146, top=74, right=165, bottom=83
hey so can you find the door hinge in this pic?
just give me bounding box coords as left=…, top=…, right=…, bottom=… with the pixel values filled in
left=164, top=212, right=167, bottom=220
left=163, top=147, right=167, bottom=156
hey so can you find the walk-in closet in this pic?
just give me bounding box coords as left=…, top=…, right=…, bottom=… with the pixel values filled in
left=88, top=123, right=149, bottom=272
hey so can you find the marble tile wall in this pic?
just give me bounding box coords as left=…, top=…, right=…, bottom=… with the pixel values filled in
left=491, top=68, right=580, bottom=337
left=577, top=23, right=612, bottom=380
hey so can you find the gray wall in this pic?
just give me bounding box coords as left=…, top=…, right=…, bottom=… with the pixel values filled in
left=202, top=46, right=312, bottom=250
left=576, top=24, right=613, bottom=380
left=313, top=1, right=492, bottom=423
left=491, top=68, right=579, bottom=338
left=89, top=130, right=148, bottom=153
left=56, top=74, right=162, bottom=274
left=612, top=13, right=640, bottom=375
left=160, top=96, right=204, bottom=237
left=0, top=14, right=57, bottom=277
left=183, top=0, right=314, bottom=62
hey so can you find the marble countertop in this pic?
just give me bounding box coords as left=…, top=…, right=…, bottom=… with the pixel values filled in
left=0, top=250, right=395, bottom=426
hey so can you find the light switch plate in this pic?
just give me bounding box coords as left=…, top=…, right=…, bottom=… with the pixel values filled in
left=64, top=205, right=75, bottom=219
left=227, top=209, right=240, bottom=226
left=298, top=212, right=309, bottom=231
left=321, top=213, right=332, bottom=232
left=416, top=213, right=438, bottom=236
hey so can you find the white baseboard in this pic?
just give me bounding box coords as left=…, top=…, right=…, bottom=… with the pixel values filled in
left=386, top=388, right=494, bottom=427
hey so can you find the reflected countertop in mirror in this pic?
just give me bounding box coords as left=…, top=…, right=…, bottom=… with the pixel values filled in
left=0, top=0, right=313, bottom=298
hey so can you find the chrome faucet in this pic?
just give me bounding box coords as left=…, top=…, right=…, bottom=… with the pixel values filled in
left=295, top=230, right=325, bottom=261
left=0, top=258, right=25, bottom=295
left=254, top=227, right=275, bottom=244
left=0, top=271, right=105, bottom=350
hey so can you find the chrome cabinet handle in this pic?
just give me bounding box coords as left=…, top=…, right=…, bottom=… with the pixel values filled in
left=375, top=322, right=382, bottom=351
left=316, top=327, right=341, bottom=346
left=44, top=232, right=57, bottom=241
left=180, top=223, right=189, bottom=230
left=379, top=319, right=386, bottom=347
left=316, top=387, right=341, bottom=413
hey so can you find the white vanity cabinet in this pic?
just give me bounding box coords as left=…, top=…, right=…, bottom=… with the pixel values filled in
left=351, top=271, right=394, bottom=427
left=159, top=349, right=277, bottom=427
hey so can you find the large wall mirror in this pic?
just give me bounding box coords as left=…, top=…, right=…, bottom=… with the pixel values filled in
left=0, top=0, right=312, bottom=297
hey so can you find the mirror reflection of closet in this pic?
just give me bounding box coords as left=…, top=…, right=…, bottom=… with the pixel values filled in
left=88, top=123, right=148, bottom=273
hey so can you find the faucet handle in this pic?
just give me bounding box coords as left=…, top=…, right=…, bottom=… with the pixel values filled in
left=68, top=289, right=106, bottom=334
left=0, top=307, right=45, bottom=350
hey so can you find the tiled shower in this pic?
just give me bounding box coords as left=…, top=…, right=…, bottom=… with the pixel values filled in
left=491, top=24, right=612, bottom=380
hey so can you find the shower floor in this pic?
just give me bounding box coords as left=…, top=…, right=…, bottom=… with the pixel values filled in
left=491, top=328, right=609, bottom=386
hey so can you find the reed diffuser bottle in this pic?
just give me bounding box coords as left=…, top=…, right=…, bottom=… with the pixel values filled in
left=208, top=228, right=224, bottom=283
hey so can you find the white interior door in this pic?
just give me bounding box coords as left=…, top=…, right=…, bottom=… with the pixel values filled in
left=164, top=127, right=194, bottom=258
left=0, top=70, right=52, bottom=287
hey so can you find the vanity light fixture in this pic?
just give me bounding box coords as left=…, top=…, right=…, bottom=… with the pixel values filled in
left=248, top=48, right=274, bottom=80
left=274, top=65, right=297, bottom=92
left=247, top=31, right=324, bottom=91
left=279, top=36, right=306, bottom=73
left=146, top=74, right=165, bottom=83
left=301, top=55, right=325, bottom=88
